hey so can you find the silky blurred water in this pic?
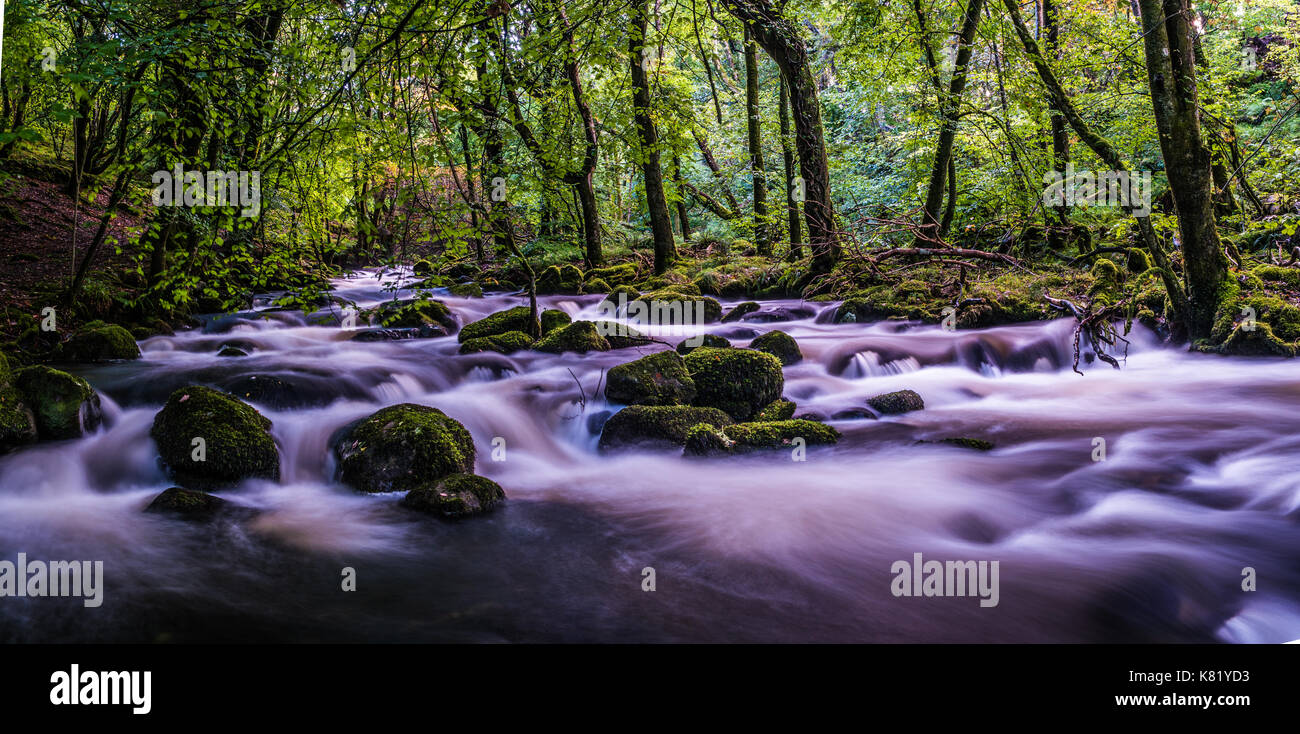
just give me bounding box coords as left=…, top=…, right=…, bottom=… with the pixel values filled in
left=1, top=267, right=1297, bottom=643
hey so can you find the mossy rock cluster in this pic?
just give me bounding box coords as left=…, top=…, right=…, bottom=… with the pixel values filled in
left=458, top=306, right=570, bottom=342
left=604, top=350, right=696, bottom=406
left=53, top=322, right=141, bottom=362
left=633, top=290, right=722, bottom=324
left=533, top=321, right=610, bottom=353
left=683, top=419, right=840, bottom=456
left=866, top=389, right=925, bottom=415
left=682, top=347, right=784, bottom=421
left=13, top=365, right=103, bottom=440
left=1199, top=270, right=1300, bottom=357
left=0, top=353, right=38, bottom=452
left=537, top=264, right=584, bottom=294
left=371, top=298, right=458, bottom=332
left=332, top=403, right=475, bottom=494
left=458, top=331, right=534, bottom=355
left=754, top=399, right=796, bottom=422
left=587, top=321, right=652, bottom=349
left=597, top=405, right=734, bottom=451
left=401, top=473, right=506, bottom=518
left=151, top=385, right=280, bottom=489
left=585, top=263, right=639, bottom=287
left=749, top=330, right=802, bottom=365
left=448, top=282, right=483, bottom=298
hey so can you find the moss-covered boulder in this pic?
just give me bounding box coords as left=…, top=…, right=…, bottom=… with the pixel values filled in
left=597, top=405, right=734, bottom=451
left=722, top=302, right=761, bottom=323
left=599, top=285, right=642, bottom=312
left=533, top=321, right=610, bottom=354
left=605, top=350, right=696, bottom=406
left=332, top=403, right=475, bottom=494
left=144, top=487, right=231, bottom=521
left=54, top=323, right=140, bottom=362
left=683, top=347, right=784, bottom=421
left=458, top=306, right=568, bottom=342
left=541, top=308, right=572, bottom=335
left=13, top=366, right=103, bottom=440
left=633, top=291, right=723, bottom=324
left=584, top=277, right=612, bottom=295
left=866, top=389, right=924, bottom=415
left=749, top=330, right=803, bottom=365
left=676, top=333, right=731, bottom=355
left=401, top=473, right=506, bottom=518
left=448, top=282, right=483, bottom=298
left=537, top=264, right=584, bottom=294
left=754, top=398, right=796, bottom=422
left=458, top=331, right=534, bottom=355
left=588, top=321, right=652, bottom=349
left=684, top=419, right=840, bottom=456
left=586, top=263, right=639, bottom=286
left=0, top=354, right=37, bottom=452
left=371, top=298, right=457, bottom=332
left=151, top=385, right=279, bottom=488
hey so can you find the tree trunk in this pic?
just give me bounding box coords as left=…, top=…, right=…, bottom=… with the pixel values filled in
left=721, top=0, right=838, bottom=273
left=744, top=25, right=770, bottom=255
left=918, top=0, right=984, bottom=243
left=779, top=76, right=801, bottom=258
left=631, top=1, right=676, bottom=274
left=1043, top=0, right=1071, bottom=250
left=1137, top=0, right=1227, bottom=340
left=673, top=155, right=692, bottom=242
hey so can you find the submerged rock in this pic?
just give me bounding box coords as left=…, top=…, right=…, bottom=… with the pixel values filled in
left=605, top=350, right=696, bottom=406
left=402, top=473, right=506, bottom=518
left=332, top=403, right=474, bottom=493
left=722, top=302, right=760, bottom=323
left=13, top=366, right=103, bottom=440
left=749, top=330, right=803, bottom=365
left=144, top=487, right=232, bottom=521
left=216, top=345, right=249, bottom=357
left=151, top=385, right=280, bottom=489
left=54, top=323, right=141, bottom=362
left=684, top=419, right=840, bottom=456
left=597, top=405, right=734, bottom=451
left=866, top=389, right=925, bottom=415
left=683, top=347, right=784, bottom=421
left=938, top=437, right=994, bottom=451
left=370, top=298, right=458, bottom=332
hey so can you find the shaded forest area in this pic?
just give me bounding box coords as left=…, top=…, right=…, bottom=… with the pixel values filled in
left=2, top=0, right=1300, bottom=361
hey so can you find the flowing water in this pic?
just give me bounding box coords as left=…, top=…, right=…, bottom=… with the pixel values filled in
left=2, top=268, right=1299, bottom=643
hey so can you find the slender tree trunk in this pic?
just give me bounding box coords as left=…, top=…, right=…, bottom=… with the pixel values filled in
left=1043, top=0, right=1071, bottom=250
left=631, top=1, right=676, bottom=274
left=1137, top=0, right=1227, bottom=340
left=672, top=155, right=693, bottom=242
left=779, top=76, right=801, bottom=258
left=722, top=0, right=838, bottom=273
left=744, top=25, right=770, bottom=255
left=919, top=0, right=985, bottom=243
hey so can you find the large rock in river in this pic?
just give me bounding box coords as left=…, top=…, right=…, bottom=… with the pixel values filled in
left=682, top=347, right=784, bottom=421
left=332, top=403, right=475, bottom=493
left=151, top=385, right=280, bottom=489
left=597, top=405, right=733, bottom=451
left=13, top=365, right=103, bottom=440
left=401, top=473, right=506, bottom=518
left=604, top=350, right=695, bottom=406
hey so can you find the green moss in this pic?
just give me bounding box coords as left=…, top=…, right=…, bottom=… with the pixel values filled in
left=54, top=324, right=140, bottom=362
left=598, top=405, right=734, bottom=451
left=722, top=301, right=760, bottom=323
left=588, top=321, right=652, bottom=349
left=754, top=399, right=796, bottom=422
left=402, top=473, right=506, bottom=518
left=685, top=419, right=839, bottom=455
left=541, top=309, right=572, bottom=335
left=0, top=382, right=37, bottom=453
left=459, top=306, right=537, bottom=342
left=605, top=350, right=696, bottom=406
left=599, top=285, right=642, bottom=311
left=584, top=277, right=612, bottom=294
left=448, top=282, right=483, bottom=298
left=333, top=403, right=474, bottom=493
left=866, top=389, right=924, bottom=415
left=1252, top=264, right=1300, bottom=289
left=1125, top=248, right=1152, bottom=274
left=1088, top=258, right=1122, bottom=304
left=13, top=366, right=102, bottom=440
left=634, top=290, right=721, bottom=323
left=458, top=331, right=534, bottom=355
left=533, top=321, right=610, bottom=354
left=585, top=263, right=639, bottom=286
left=372, top=298, right=457, bottom=331
left=676, top=333, right=731, bottom=355
left=150, top=385, right=279, bottom=488
left=537, top=264, right=584, bottom=293
left=749, top=330, right=802, bottom=366
left=682, top=347, right=784, bottom=421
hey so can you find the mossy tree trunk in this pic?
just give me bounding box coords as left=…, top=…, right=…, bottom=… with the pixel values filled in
left=743, top=24, right=770, bottom=255
left=630, top=0, right=676, bottom=275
